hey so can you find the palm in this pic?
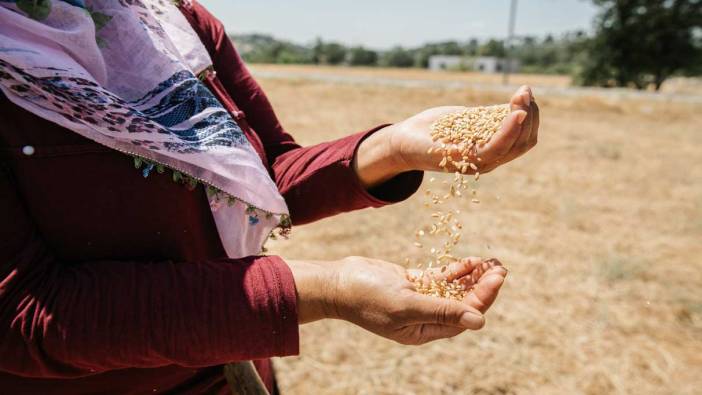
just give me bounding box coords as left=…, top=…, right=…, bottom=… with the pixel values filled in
left=334, top=257, right=506, bottom=345
left=399, top=258, right=507, bottom=344
left=407, top=257, right=507, bottom=313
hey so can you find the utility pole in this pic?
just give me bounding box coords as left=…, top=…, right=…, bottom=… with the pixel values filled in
left=503, top=0, right=518, bottom=85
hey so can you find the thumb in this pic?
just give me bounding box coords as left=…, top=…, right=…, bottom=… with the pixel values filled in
left=408, top=294, right=485, bottom=330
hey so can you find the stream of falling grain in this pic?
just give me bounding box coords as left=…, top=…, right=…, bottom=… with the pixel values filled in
left=409, top=105, right=510, bottom=300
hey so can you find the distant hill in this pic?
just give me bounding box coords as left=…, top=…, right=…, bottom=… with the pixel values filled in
left=229, top=34, right=314, bottom=64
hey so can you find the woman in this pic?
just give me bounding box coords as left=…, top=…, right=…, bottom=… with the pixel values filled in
left=0, top=0, right=539, bottom=393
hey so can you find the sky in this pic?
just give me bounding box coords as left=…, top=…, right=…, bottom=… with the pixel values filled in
left=199, top=0, right=600, bottom=49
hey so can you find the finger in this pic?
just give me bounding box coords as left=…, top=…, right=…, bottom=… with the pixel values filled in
left=490, top=86, right=533, bottom=162
left=476, top=109, right=527, bottom=164
left=407, top=293, right=485, bottom=329
left=470, top=258, right=506, bottom=284
left=511, top=85, right=532, bottom=113
left=509, top=103, right=534, bottom=155
left=498, top=100, right=540, bottom=164
left=423, top=258, right=477, bottom=282
left=473, top=86, right=530, bottom=165
left=452, top=256, right=491, bottom=287
left=527, top=100, right=540, bottom=148
left=463, top=269, right=507, bottom=314
left=464, top=273, right=505, bottom=313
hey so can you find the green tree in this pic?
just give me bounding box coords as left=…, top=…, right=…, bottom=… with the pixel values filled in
left=231, top=34, right=313, bottom=64
left=276, top=47, right=314, bottom=64
left=578, top=0, right=702, bottom=90
left=348, top=46, right=378, bottom=66
left=479, top=39, right=507, bottom=57
left=379, top=46, right=415, bottom=68
left=514, top=33, right=589, bottom=74
left=413, top=41, right=466, bottom=68
left=465, top=39, right=480, bottom=56
left=312, top=39, right=347, bottom=65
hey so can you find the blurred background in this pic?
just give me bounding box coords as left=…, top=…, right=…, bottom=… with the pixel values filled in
left=202, top=1, right=701, bottom=394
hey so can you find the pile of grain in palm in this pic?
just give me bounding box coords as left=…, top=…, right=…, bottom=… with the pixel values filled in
left=409, top=105, right=510, bottom=301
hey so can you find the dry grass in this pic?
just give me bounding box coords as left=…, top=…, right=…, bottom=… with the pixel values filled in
left=259, top=66, right=702, bottom=395
left=253, top=64, right=573, bottom=88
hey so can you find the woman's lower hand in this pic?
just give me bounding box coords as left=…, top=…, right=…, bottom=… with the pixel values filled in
left=287, top=256, right=507, bottom=345
left=354, top=85, right=539, bottom=188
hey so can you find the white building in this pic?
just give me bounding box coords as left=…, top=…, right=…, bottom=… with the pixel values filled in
left=428, top=55, right=520, bottom=74
left=427, top=55, right=467, bottom=71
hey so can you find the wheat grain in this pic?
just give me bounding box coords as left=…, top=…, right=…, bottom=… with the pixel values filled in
left=410, top=105, right=509, bottom=301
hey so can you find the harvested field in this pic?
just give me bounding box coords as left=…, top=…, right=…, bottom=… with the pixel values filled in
left=259, top=66, right=702, bottom=395
left=251, top=64, right=572, bottom=88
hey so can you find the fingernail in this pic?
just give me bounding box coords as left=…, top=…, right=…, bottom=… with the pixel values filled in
left=516, top=110, right=528, bottom=125
left=460, top=311, right=484, bottom=328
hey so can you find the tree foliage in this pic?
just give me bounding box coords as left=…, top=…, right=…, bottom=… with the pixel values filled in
left=578, top=0, right=702, bottom=90
left=231, top=34, right=314, bottom=64
left=230, top=4, right=702, bottom=91
left=313, top=39, right=347, bottom=65
left=348, top=46, right=379, bottom=66
left=379, top=46, right=415, bottom=68
left=231, top=33, right=588, bottom=73
left=479, top=39, right=507, bottom=58
left=515, top=32, right=590, bottom=74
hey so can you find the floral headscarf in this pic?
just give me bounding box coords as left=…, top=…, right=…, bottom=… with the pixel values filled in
left=0, top=0, right=290, bottom=258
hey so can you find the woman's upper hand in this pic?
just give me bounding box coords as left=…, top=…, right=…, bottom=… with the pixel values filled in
left=287, top=256, right=507, bottom=345
left=354, top=85, right=539, bottom=188
left=388, top=85, right=539, bottom=176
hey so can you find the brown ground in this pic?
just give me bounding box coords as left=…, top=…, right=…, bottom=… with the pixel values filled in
left=256, top=66, right=702, bottom=395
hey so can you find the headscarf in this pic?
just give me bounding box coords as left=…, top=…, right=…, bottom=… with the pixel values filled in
left=0, top=0, right=290, bottom=258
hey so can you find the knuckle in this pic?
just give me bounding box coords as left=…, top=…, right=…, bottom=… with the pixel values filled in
left=434, top=301, right=452, bottom=324
left=475, top=317, right=486, bottom=330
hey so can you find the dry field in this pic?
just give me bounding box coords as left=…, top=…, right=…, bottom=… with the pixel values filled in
left=258, top=66, right=702, bottom=395
left=252, top=64, right=572, bottom=88
left=252, top=64, right=702, bottom=95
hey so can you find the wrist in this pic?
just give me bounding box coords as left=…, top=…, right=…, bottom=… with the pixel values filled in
left=354, top=124, right=411, bottom=189
left=384, top=123, right=415, bottom=173
left=286, top=260, right=340, bottom=324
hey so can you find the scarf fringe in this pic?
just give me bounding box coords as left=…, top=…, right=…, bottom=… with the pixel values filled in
left=132, top=155, right=292, bottom=246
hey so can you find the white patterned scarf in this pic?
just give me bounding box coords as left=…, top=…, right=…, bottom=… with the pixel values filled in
left=0, top=0, right=290, bottom=258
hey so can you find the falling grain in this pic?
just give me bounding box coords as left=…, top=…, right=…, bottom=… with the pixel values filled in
left=409, top=105, right=509, bottom=300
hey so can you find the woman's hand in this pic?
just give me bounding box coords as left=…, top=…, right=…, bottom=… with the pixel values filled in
left=287, top=257, right=507, bottom=345
left=354, top=85, right=539, bottom=188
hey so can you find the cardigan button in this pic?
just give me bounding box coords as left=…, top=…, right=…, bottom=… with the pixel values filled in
left=22, top=145, right=35, bottom=156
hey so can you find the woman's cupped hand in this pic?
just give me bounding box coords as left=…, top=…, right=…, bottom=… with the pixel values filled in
left=287, top=256, right=507, bottom=345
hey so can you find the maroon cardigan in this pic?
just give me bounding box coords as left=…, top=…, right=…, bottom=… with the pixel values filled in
left=0, top=2, right=422, bottom=394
